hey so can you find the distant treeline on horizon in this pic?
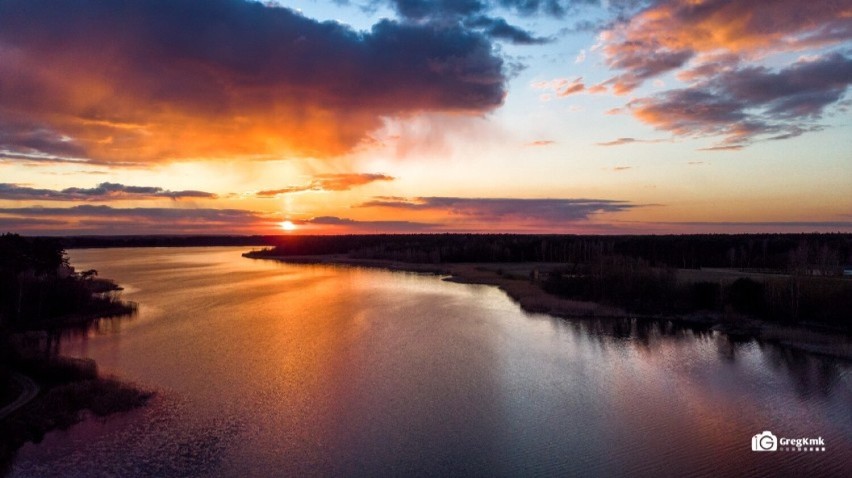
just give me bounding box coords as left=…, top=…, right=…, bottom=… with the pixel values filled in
left=11, top=233, right=851, bottom=271
left=239, top=233, right=849, bottom=272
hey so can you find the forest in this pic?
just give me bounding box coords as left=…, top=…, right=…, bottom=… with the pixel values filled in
left=253, top=233, right=852, bottom=272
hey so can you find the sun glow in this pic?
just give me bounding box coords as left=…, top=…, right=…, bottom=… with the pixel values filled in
left=279, top=220, right=297, bottom=231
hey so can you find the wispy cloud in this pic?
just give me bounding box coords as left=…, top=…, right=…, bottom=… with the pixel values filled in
left=297, top=215, right=439, bottom=232
left=596, top=137, right=667, bottom=146
left=0, top=205, right=273, bottom=234
left=0, top=182, right=216, bottom=201
left=532, top=77, right=586, bottom=97
left=525, top=140, right=556, bottom=147
left=256, top=173, right=394, bottom=197
left=600, top=0, right=852, bottom=93
left=361, top=196, right=640, bottom=222
left=597, top=0, right=852, bottom=148
left=626, top=54, right=851, bottom=148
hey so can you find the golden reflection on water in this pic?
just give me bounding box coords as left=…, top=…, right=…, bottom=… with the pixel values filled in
left=9, top=247, right=851, bottom=477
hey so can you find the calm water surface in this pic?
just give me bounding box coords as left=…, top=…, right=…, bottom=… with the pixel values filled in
left=9, top=247, right=852, bottom=477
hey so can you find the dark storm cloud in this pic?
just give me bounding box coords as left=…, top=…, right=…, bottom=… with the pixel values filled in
left=389, top=0, right=485, bottom=20
left=0, top=183, right=216, bottom=201
left=385, top=0, right=575, bottom=44
left=0, top=0, right=506, bottom=163
left=0, top=119, right=89, bottom=159
left=464, top=16, right=550, bottom=44
left=361, top=196, right=638, bottom=221
left=394, top=0, right=602, bottom=19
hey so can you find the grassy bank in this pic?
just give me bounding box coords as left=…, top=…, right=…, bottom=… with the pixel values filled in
left=0, top=353, right=152, bottom=473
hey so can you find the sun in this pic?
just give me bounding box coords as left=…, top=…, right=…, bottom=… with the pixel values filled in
left=279, top=220, right=297, bottom=231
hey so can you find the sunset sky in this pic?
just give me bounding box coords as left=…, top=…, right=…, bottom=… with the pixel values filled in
left=1, top=0, right=850, bottom=235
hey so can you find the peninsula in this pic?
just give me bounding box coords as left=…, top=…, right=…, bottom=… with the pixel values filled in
left=0, top=234, right=152, bottom=471
left=245, top=233, right=852, bottom=360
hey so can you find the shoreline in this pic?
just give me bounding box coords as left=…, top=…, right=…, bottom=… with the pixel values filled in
left=0, top=264, right=151, bottom=472
left=244, top=252, right=852, bottom=361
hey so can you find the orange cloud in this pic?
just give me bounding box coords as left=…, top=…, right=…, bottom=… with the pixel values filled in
left=596, top=137, right=667, bottom=147
left=0, top=0, right=506, bottom=164
left=256, top=173, right=395, bottom=197
left=601, top=0, right=852, bottom=93
left=525, top=140, right=555, bottom=147
left=532, top=77, right=586, bottom=97
left=626, top=54, right=851, bottom=148
left=597, top=1, right=852, bottom=148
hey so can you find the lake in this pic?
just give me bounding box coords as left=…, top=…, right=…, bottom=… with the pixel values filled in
left=8, top=247, right=851, bottom=477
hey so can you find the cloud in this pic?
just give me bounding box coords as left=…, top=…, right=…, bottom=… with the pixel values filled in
left=298, top=215, right=439, bottom=232
left=0, top=205, right=273, bottom=234
left=600, top=0, right=852, bottom=92
left=595, top=0, right=852, bottom=147
left=0, top=182, right=216, bottom=201
left=385, top=1, right=557, bottom=44
left=532, top=77, right=586, bottom=97
left=387, top=0, right=484, bottom=21
left=604, top=49, right=694, bottom=95
left=0, top=217, right=68, bottom=229
left=612, top=166, right=631, bottom=171
left=525, top=140, right=556, bottom=147
left=256, top=173, right=394, bottom=197
left=0, top=150, right=141, bottom=168
left=495, top=1, right=602, bottom=18
left=360, top=196, right=639, bottom=222
left=0, top=0, right=506, bottom=164
left=464, top=16, right=551, bottom=44
left=596, top=137, right=667, bottom=146
left=627, top=54, right=852, bottom=148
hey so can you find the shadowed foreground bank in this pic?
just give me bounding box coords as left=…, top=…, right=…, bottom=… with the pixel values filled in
left=0, top=234, right=152, bottom=472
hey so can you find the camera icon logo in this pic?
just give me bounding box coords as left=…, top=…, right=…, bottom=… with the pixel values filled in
left=752, top=431, right=778, bottom=452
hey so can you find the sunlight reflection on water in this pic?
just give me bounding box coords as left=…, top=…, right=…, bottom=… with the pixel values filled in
left=9, top=247, right=852, bottom=477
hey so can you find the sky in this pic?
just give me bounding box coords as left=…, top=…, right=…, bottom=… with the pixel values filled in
left=0, top=0, right=850, bottom=235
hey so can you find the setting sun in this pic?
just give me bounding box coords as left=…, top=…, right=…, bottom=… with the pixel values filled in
left=279, top=220, right=297, bottom=231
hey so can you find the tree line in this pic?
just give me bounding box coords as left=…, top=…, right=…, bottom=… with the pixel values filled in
left=257, top=233, right=851, bottom=273
left=0, top=234, right=133, bottom=330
